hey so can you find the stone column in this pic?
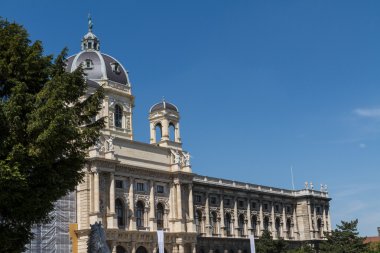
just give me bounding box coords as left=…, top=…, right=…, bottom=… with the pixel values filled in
left=107, top=172, right=116, bottom=228
left=175, top=122, right=181, bottom=143
left=282, top=205, right=286, bottom=239
left=234, top=197, right=238, bottom=237
left=292, top=204, right=298, bottom=239
left=259, top=201, right=264, bottom=235
left=322, top=205, right=326, bottom=233
left=205, top=192, right=210, bottom=236
left=191, top=243, right=196, bottom=253
left=89, top=173, right=93, bottom=213
left=220, top=194, right=225, bottom=237
left=307, top=201, right=313, bottom=239
left=188, top=184, right=194, bottom=232
left=104, top=97, right=110, bottom=128
left=176, top=183, right=182, bottom=220
left=110, top=241, right=116, bottom=253
left=327, top=206, right=332, bottom=232
left=129, top=177, right=135, bottom=230
left=164, top=209, right=169, bottom=229
left=247, top=199, right=252, bottom=235
left=169, top=182, right=175, bottom=231
left=271, top=203, right=275, bottom=236
left=150, top=122, right=156, bottom=143
left=131, top=242, right=136, bottom=253
left=178, top=244, right=184, bottom=253
left=150, top=180, right=155, bottom=230
left=313, top=203, right=318, bottom=238
left=161, top=119, right=169, bottom=141
left=94, top=172, right=100, bottom=214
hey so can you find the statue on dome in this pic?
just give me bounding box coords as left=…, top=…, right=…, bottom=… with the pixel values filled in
left=88, top=14, right=93, bottom=32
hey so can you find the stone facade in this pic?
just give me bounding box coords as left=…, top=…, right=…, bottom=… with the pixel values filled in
left=68, top=20, right=332, bottom=253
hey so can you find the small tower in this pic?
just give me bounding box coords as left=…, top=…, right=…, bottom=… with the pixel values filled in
left=149, top=99, right=181, bottom=149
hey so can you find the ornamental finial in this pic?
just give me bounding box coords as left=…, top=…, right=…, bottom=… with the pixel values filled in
left=88, top=13, right=93, bottom=32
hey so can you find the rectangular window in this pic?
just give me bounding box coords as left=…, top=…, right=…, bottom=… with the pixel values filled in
left=225, top=198, right=231, bottom=206
left=210, top=197, right=217, bottom=205
left=275, top=205, right=279, bottom=212
left=115, top=180, right=123, bottom=189
left=286, top=206, right=291, bottom=213
left=239, top=200, right=244, bottom=208
left=136, top=182, right=144, bottom=192
left=157, top=185, right=164, bottom=194
left=264, top=204, right=268, bottom=210
left=252, top=202, right=256, bottom=209
left=195, top=195, right=201, bottom=203
left=317, top=206, right=321, bottom=214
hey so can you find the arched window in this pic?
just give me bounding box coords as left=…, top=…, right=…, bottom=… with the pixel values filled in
left=195, top=210, right=203, bottom=234
left=115, top=104, right=123, bottom=128
left=317, top=218, right=323, bottom=238
left=275, top=217, right=281, bottom=238
left=116, top=245, right=126, bottom=253
left=156, top=203, right=164, bottom=230
left=210, top=211, right=218, bottom=235
left=169, top=122, right=175, bottom=141
left=251, top=215, right=257, bottom=236
left=263, top=216, right=269, bottom=231
left=155, top=123, right=162, bottom=142
left=136, top=201, right=144, bottom=228
left=238, top=214, right=245, bottom=237
left=286, top=218, right=291, bottom=238
left=225, top=213, right=232, bottom=236
left=115, top=199, right=124, bottom=228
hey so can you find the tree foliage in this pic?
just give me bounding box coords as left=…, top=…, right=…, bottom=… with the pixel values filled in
left=319, top=219, right=369, bottom=253
left=0, top=18, right=104, bottom=252
left=256, top=230, right=288, bottom=253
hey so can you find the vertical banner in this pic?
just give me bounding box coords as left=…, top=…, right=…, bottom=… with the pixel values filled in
left=249, top=235, right=256, bottom=253
left=157, top=230, right=164, bottom=253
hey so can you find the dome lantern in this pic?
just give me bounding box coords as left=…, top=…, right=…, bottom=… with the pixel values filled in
left=81, top=14, right=100, bottom=51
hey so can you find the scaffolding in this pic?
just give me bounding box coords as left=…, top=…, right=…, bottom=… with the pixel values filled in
left=24, top=192, right=76, bottom=253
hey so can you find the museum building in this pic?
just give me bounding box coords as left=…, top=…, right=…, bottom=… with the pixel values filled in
left=26, top=21, right=332, bottom=253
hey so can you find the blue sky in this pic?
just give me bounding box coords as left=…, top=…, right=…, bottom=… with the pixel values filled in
left=2, top=0, right=380, bottom=236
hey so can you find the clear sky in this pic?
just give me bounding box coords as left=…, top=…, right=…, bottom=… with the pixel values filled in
left=2, top=0, right=380, bottom=236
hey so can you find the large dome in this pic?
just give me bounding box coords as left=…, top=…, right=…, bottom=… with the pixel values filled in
left=65, top=17, right=130, bottom=86
left=66, top=51, right=129, bottom=86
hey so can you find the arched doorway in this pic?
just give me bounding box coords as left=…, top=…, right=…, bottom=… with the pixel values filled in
left=136, top=246, right=148, bottom=253
left=116, top=245, right=127, bottom=253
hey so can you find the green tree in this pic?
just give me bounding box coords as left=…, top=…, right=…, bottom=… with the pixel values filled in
left=256, top=230, right=288, bottom=253
left=0, top=18, right=104, bottom=252
left=319, top=219, right=368, bottom=253
left=286, top=244, right=314, bottom=253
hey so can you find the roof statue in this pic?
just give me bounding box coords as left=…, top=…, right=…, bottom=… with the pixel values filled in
left=88, top=13, right=93, bottom=32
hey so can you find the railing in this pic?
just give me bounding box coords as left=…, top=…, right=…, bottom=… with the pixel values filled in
left=193, top=175, right=329, bottom=198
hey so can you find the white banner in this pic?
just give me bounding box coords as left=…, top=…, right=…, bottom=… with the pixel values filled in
left=157, top=230, right=164, bottom=253
left=249, top=235, right=256, bottom=253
